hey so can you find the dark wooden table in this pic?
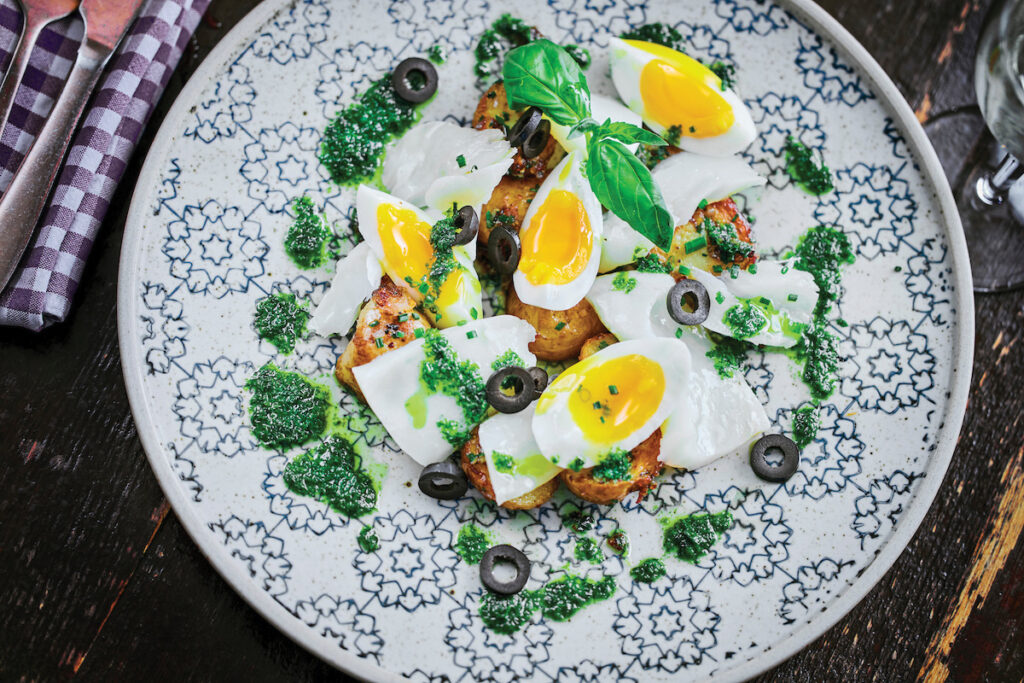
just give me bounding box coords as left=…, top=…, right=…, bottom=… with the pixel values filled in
left=1, top=0, right=1021, bottom=680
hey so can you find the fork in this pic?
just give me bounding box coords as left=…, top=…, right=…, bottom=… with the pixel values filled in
left=0, top=0, right=80, bottom=145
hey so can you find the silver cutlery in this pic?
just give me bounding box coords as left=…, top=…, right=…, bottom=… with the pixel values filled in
left=0, top=0, right=80, bottom=142
left=0, top=0, right=145, bottom=292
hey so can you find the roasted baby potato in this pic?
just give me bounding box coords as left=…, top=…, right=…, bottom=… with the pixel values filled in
left=560, top=429, right=664, bottom=505
left=640, top=197, right=757, bottom=276
left=478, top=174, right=541, bottom=246
left=472, top=81, right=564, bottom=179
left=578, top=332, right=618, bottom=361
left=335, top=276, right=431, bottom=400
left=460, top=428, right=559, bottom=509
left=505, top=285, right=607, bottom=362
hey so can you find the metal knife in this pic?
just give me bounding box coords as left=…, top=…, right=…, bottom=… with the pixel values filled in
left=0, top=0, right=146, bottom=293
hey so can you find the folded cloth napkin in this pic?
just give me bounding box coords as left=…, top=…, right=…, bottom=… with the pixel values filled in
left=0, top=0, right=211, bottom=331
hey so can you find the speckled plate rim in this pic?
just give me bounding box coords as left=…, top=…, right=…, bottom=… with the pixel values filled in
left=116, top=0, right=974, bottom=680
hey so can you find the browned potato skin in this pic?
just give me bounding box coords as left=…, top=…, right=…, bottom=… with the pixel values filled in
left=578, top=333, right=618, bottom=361
left=560, top=429, right=664, bottom=505
left=646, top=197, right=757, bottom=277
left=460, top=429, right=560, bottom=509
left=478, top=174, right=541, bottom=246
left=334, top=276, right=431, bottom=400
left=472, top=81, right=564, bottom=179
left=505, top=285, right=607, bottom=362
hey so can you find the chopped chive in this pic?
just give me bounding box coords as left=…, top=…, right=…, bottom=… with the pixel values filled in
left=787, top=293, right=799, bottom=302
left=393, top=330, right=405, bottom=339
left=418, top=282, right=429, bottom=294
left=689, top=125, right=696, bottom=133
left=712, top=265, right=723, bottom=274
left=457, top=319, right=467, bottom=326
left=675, top=328, right=683, bottom=339
left=467, top=330, right=478, bottom=339
left=555, top=321, right=567, bottom=330
left=715, top=292, right=725, bottom=304
left=374, top=337, right=384, bottom=348
left=759, top=296, right=772, bottom=307
left=592, top=401, right=602, bottom=410
left=470, top=307, right=479, bottom=320
left=697, top=199, right=708, bottom=210
left=838, top=318, right=849, bottom=327
left=414, top=328, right=425, bottom=338
left=748, top=263, right=758, bottom=274
left=684, top=236, right=707, bottom=254
left=368, top=320, right=380, bottom=327
left=677, top=265, right=691, bottom=276
left=456, top=154, right=467, bottom=168
left=397, top=313, right=409, bottom=322
left=608, top=385, right=618, bottom=395
left=412, top=313, right=420, bottom=320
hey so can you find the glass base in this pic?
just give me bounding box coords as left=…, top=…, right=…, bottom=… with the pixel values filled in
left=959, top=163, right=1024, bottom=292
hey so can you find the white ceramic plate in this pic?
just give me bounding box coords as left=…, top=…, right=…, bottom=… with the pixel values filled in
left=117, top=0, right=973, bottom=680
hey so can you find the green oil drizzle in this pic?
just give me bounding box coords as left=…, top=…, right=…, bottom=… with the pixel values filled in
left=254, top=292, right=309, bottom=354
left=320, top=75, right=422, bottom=186
left=630, top=558, right=667, bottom=584
left=455, top=524, right=492, bottom=564
left=283, top=436, right=377, bottom=518
left=285, top=196, right=330, bottom=269
left=662, top=510, right=733, bottom=564
left=246, top=363, right=330, bottom=450
left=784, top=136, right=834, bottom=195
left=357, top=525, right=380, bottom=552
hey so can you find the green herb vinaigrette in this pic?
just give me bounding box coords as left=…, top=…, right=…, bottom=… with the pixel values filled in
left=662, top=510, right=733, bottom=563
left=574, top=536, right=603, bottom=564
left=477, top=573, right=617, bottom=634
left=784, top=136, right=834, bottom=195
left=254, top=292, right=309, bottom=354
left=357, top=526, right=380, bottom=552
left=630, top=558, right=667, bottom=584
left=285, top=196, right=330, bottom=269
left=455, top=524, right=492, bottom=564
left=792, top=405, right=820, bottom=449
left=284, top=436, right=377, bottom=517
left=246, top=364, right=331, bottom=450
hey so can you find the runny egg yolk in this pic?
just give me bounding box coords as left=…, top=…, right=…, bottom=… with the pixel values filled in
left=550, top=353, right=666, bottom=445
left=625, top=39, right=734, bottom=138
left=376, top=202, right=469, bottom=310
left=518, top=189, right=593, bottom=286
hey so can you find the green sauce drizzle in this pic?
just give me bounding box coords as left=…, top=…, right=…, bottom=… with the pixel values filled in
left=620, top=23, right=688, bottom=52
left=709, top=61, right=737, bottom=91
left=703, top=216, right=754, bottom=263
left=492, top=452, right=515, bottom=473
left=320, top=75, right=421, bottom=186
left=491, top=349, right=525, bottom=372
left=285, top=196, right=330, bottom=269
left=283, top=436, right=377, bottom=518
left=574, top=536, right=603, bottom=564
left=796, top=319, right=841, bottom=401
left=634, top=252, right=670, bottom=273
left=427, top=44, right=446, bottom=64
left=475, top=14, right=536, bottom=78
left=254, top=292, right=309, bottom=354
left=792, top=405, right=820, bottom=449
left=784, top=136, right=834, bottom=195
left=662, top=510, right=733, bottom=564
left=723, top=300, right=769, bottom=340
left=630, top=558, right=667, bottom=584
left=591, top=449, right=630, bottom=482
left=357, top=525, right=380, bottom=552
left=612, top=271, right=637, bottom=294
left=455, top=524, right=492, bottom=564
left=479, top=590, right=541, bottom=634
left=413, top=329, right=489, bottom=448
left=705, top=334, right=754, bottom=380
left=246, top=363, right=330, bottom=450
left=540, top=575, right=616, bottom=621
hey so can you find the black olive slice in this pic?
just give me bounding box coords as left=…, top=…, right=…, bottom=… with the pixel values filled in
left=418, top=461, right=469, bottom=499
left=508, top=107, right=550, bottom=159
left=749, top=433, right=800, bottom=482
left=487, top=225, right=520, bottom=276
left=486, top=366, right=534, bottom=413
left=666, top=278, right=711, bottom=326
left=480, top=544, right=530, bottom=595
left=452, top=206, right=479, bottom=246
left=391, top=57, right=438, bottom=104
left=527, top=366, right=548, bottom=398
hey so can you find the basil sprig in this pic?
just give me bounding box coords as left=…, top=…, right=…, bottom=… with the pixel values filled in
left=503, top=40, right=674, bottom=250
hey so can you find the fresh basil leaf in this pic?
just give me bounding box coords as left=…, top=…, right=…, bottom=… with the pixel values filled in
left=568, top=117, right=597, bottom=139
left=586, top=137, right=674, bottom=250
left=503, top=39, right=591, bottom=126
left=591, top=121, right=667, bottom=147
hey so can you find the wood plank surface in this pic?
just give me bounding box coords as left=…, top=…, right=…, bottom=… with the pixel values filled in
left=1, top=0, right=1021, bottom=680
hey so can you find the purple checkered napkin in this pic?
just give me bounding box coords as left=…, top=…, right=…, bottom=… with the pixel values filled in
left=0, top=0, right=211, bottom=331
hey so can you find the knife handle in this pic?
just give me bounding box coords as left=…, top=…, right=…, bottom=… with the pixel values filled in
left=0, top=39, right=110, bottom=292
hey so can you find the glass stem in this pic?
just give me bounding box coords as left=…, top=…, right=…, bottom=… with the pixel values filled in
left=976, top=152, right=1024, bottom=205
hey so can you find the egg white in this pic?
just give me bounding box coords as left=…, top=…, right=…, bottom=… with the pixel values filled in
left=382, top=120, right=514, bottom=215
left=512, top=152, right=604, bottom=311
left=308, top=242, right=383, bottom=337
left=356, top=184, right=483, bottom=328
left=548, top=93, right=643, bottom=156
left=353, top=315, right=537, bottom=466
left=531, top=337, right=690, bottom=468
left=585, top=271, right=769, bottom=469
left=600, top=152, right=766, bottom=272
left=608, top=37, right=756, bottom=157
left=478, top=410, right=562, bottom=505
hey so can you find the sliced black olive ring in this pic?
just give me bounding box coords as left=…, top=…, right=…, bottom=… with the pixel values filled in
left=391, top=57, right=438, bottom=104
left=528, top=366, right=548, bottom=396
left=666, top=278, right=711, bottom=326
left=452, top=205, right=479, bottom=246
left=418, top=461, right=469, bottom=499
left=486, top=366, right=535, bottom=414
left=749, top=433, right=800, bottom=482
left=487, top=224, right=520, bottom=276
left=507, top=106, right=551, bottom=159
left=480, top=544, right=531, bottom=595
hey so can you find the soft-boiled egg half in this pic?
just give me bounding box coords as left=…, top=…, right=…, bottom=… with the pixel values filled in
left=609, top=37, right=756, bottom=157
left=382, top=120, right=514, bottom=215
left=548, top=93, right=643, bottom=156
left=478, top=410, right=562, bottom=505
left=513, top=152, right=603, bottom=311
left=532, top=337, right=690, bottom=469
left=601, top=151, right=766, bottom=271
left=354, top=315, right=537, bottom=466
left=356, top=185, right=482, bottom=328
left=585, top=272, right=769, bottom=469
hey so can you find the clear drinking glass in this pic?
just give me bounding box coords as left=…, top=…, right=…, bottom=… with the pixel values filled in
left=960, top=0, right=1024, bottom=292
